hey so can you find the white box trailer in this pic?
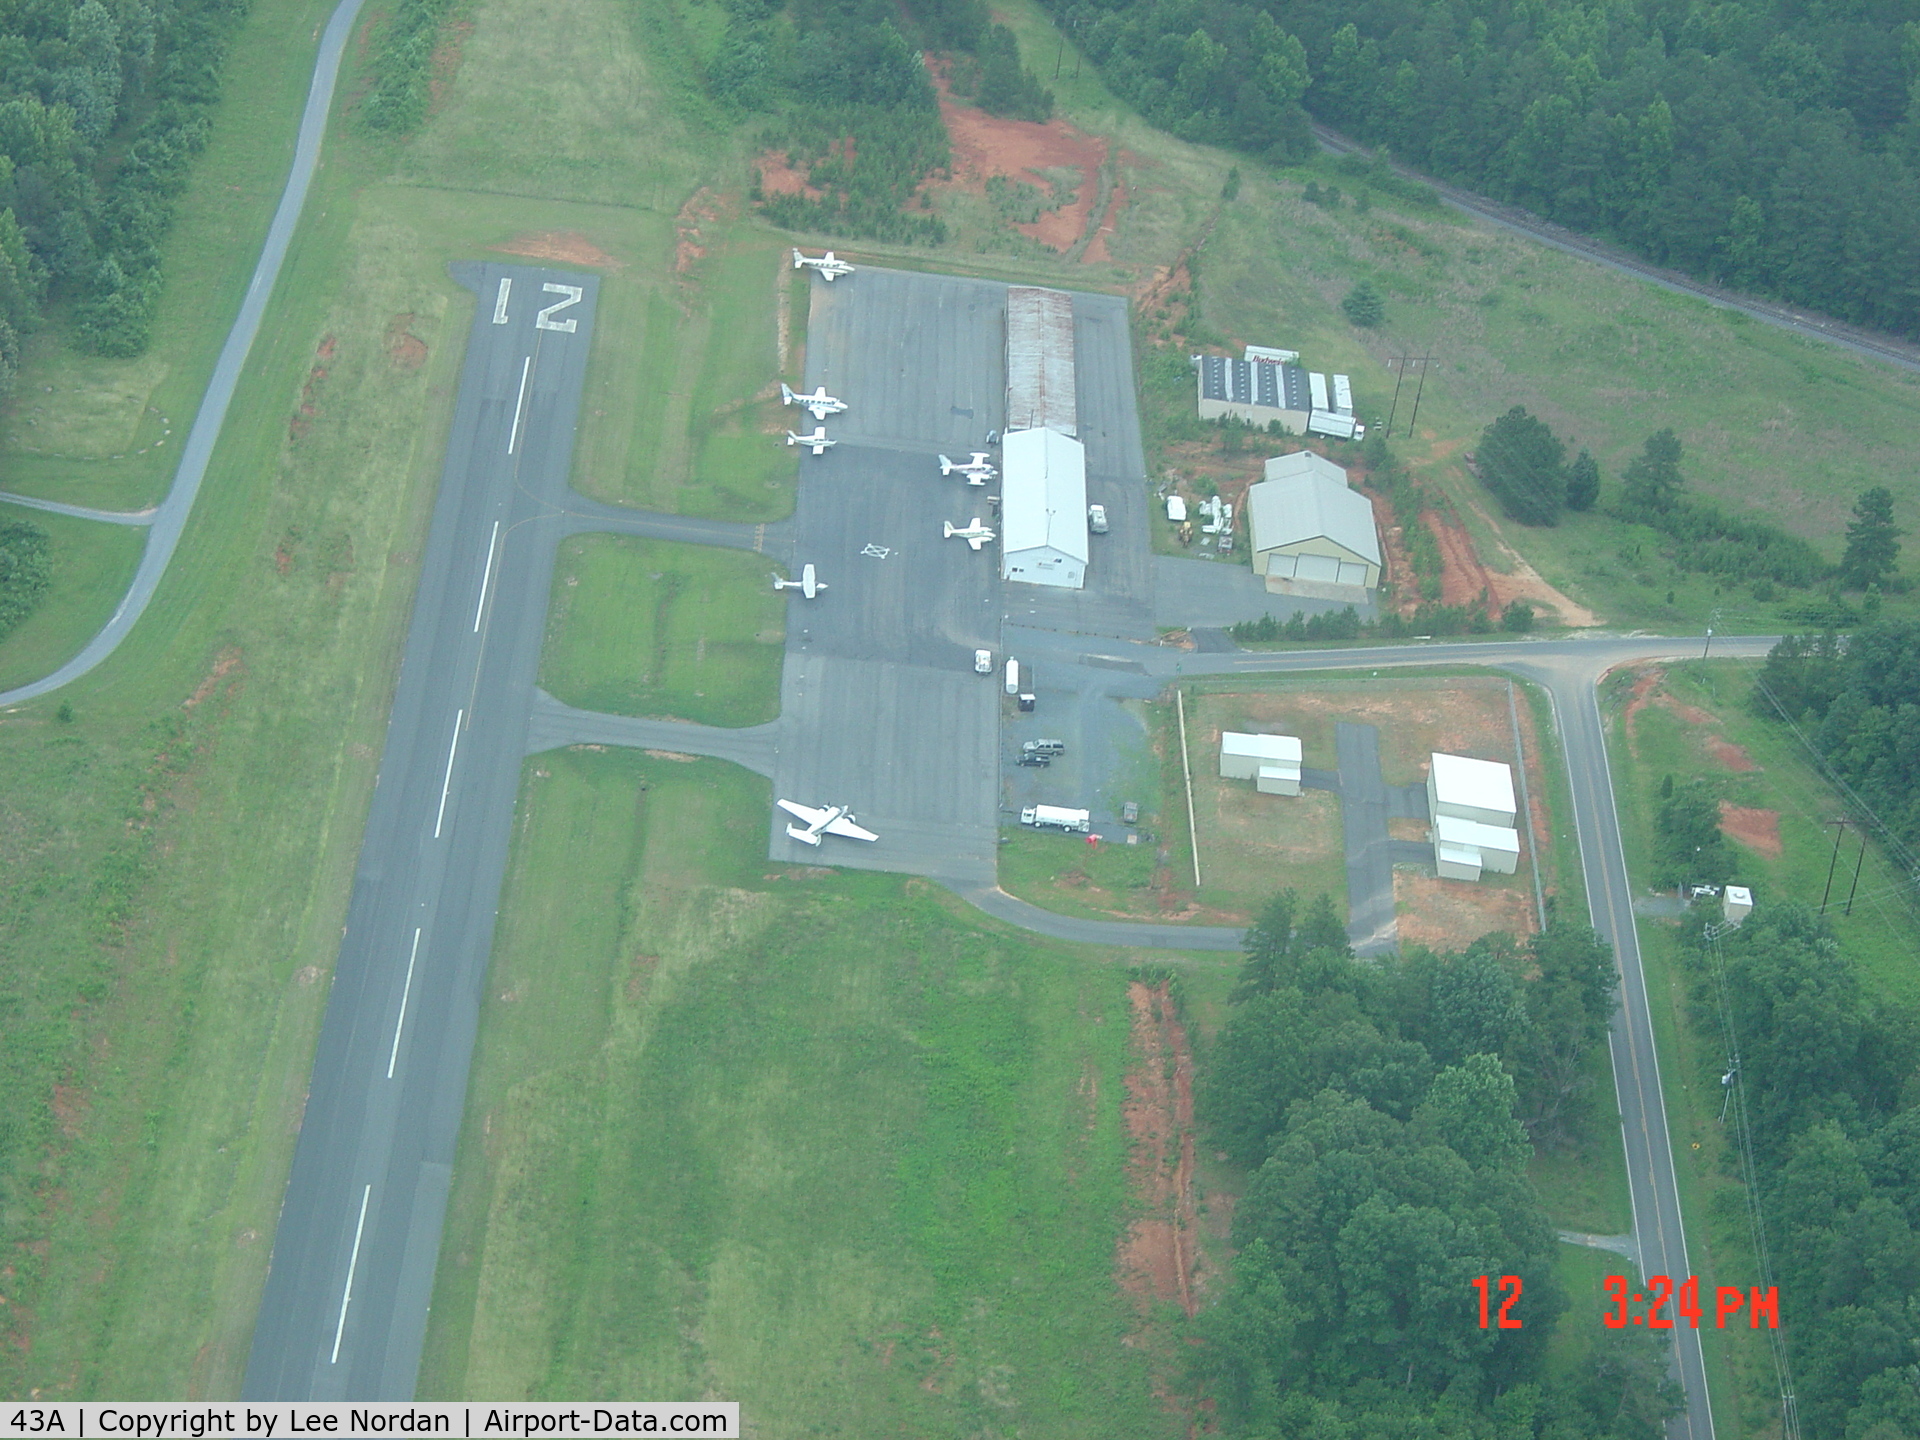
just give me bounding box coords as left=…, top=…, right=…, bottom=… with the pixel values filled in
left=1021, top=805, right=1092, bottom=833
left=1005, top=657, right=1021, bottom=695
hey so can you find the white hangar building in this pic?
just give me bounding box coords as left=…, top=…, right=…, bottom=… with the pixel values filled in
left=1427, top=752, right=1521, bottom=882
left=1000, top=427, right=1088, bottom=589
left=1246, top=451, right=1383, bottom=599
left=1001, top=285, right=1088, bottom=589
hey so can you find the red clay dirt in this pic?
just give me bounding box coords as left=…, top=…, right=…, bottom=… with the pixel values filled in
left=925, top=59, right=1119, bottom=254
left=490, top=231, right=620, bottom=270
left=754, top=149, right=824, bottom=201
left=1710, top=737, right=1759, bottom=772
left=385, top=314, right=427, bottom=370
left=1720, top=803, right=1783, bottom=858
left=1116, top=980, right=1200, bottom=1323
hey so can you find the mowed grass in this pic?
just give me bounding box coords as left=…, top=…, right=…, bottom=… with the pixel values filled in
left=0, top=504, right=144, bottom=692
left=0, top=0, right=769, bottom=1397
left=419, top=747, right=1181, bottom=1436
left=540, top=534, right=783, bottom=726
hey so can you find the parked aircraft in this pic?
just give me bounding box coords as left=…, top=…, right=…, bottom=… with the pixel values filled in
left=781, top=383, right=847, bottom=420
left=786, top=426, right=836, bottom=455
left=792, top=248, right=854, bottom=281
left=939, top=452, right=996, bottom=484
left=944, top=518, right=996, bottom=551
left=771, top=563, right=827, bottom=599
left=777, top=798, right=879, bottom=846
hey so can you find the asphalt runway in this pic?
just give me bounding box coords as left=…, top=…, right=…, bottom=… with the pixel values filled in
left=243, top=262, right=601, bottom=1399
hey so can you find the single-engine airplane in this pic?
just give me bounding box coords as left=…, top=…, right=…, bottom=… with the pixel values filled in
left=786, top=426, right=836, bottom=455
left=777, top=798, right=879, bottom=846
left=771, top=563, right=827, bottom=599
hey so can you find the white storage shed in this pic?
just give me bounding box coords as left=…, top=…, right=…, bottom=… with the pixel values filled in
left=1220, top=732, right=1303, bottom=795
left=1427, top=752, right=1517, bottom=828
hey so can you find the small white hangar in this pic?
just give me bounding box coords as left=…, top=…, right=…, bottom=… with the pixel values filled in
left=1220, top=732, right=1303, bottom=795
left=1427, top=752, right=1520, bottom=882
left=1246, top=451, right=1382, bottom=599
left=1000, top=426, right=1088, bottom=589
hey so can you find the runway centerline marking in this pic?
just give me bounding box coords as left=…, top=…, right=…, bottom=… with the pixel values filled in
left=386, top=927, right=423, bottom=1080
left=492, top=277, right=511, bottom=325
left=329, top=1184, right=372, bottom=1366
left=507, top=356, right=532, bottom=455
left=472, top=521, right=501, bottom=633
left=433, top=710, right=464, bottom=839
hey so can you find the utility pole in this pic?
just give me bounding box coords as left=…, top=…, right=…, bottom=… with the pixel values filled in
left=1053, top=34, right=1063, bottom=78
left=1820, top=818, right=1849, bottom=914
left=1845, top=827, right=1868, bottom=915
left=1385, top=357, right=1408, bottom=436
left=1703, top=607, right=1722, bottom=659
left=1405, top=350, right=1433, bottom=439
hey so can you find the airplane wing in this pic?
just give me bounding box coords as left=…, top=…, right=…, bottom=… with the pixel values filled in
left=777, top=798, right=830, bottom=827
left=822, top=814, right=879, bottom=842
left=967, top=534, right=988, bottom=551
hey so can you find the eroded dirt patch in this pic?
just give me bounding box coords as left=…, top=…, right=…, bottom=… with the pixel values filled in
left=1117, top=979, right=1200, bottom=1321
left=1394, top=870, right=1537, bottom=950
left=1720, top=803, right=1782, bottom=858
left=490, top=231, right=620, bottom=270
left=385, top=314, right=427, bottom=370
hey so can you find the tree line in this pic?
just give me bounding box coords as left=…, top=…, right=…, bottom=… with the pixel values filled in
left=0, top=0, right=255, bottom=370
left=1047, top=0, right=1920, bottom=337
left=1192, top=894, right=1681, bottom=1435
left=1475, top=409, right=1901, bottom=598
left=1676, top=904, right=1920, bottom=1438
left=0, top=516, right=51, bottom=642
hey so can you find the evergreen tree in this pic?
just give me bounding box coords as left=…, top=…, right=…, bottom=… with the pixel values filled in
left=1620, top=429, right=1685, bottom=512
left=1340, top=280, right=1384, bottom=327
left=1477, top=406, right=1567, bottom=525
left=1565, top=449, right=1600, bottom=511
left=1838, top=486, right=1901, bottom=591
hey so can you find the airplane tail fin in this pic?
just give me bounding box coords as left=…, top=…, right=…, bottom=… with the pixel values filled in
left=938, top=455, right=953, bottom=474
left=780, top=383, right=796, bottom=406
left=784, top=824, right=824, bottom=847
left=943, top=522, right=956, bottom=538
left=785, top=432, right=797, bottom=446
left=791, top=249, right=804, bottom=269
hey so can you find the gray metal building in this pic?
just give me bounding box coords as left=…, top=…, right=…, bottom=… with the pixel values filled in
left=1007, top=287, right=1078, bottom=436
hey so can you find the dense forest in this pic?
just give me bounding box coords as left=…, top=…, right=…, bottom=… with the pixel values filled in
left=1045, top=0, right=1920, bottom=336
left=1193, top=894, right=1683, bottom=1436
left=1678, top=904, right=1920, bottom=1438
left=0, top=0, right=252, bottom=376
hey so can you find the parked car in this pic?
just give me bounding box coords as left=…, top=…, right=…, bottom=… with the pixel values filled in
left=1017, top=753, right=1051, bottom=767
left=1023, top=739, right=1067, bottom=754
left=1087, top=503, right=1109, bottom=534
left=1122, top=801, right=1139, bottom=824
left=974, top=648, right=993, bottom=674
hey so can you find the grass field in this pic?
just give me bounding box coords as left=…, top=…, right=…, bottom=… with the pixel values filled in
left=0, top=504, right=145, bottom=692
left=418, top=747, right=1191, bottom=1433
left=541, top=535, right=784, bottom=726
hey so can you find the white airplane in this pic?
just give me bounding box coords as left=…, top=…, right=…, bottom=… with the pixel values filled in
left=781, top=383, right=846, bottom=420
left=792, top=248, right=854, bottom=281
left=771, top=563, right=826, bottom=599
left=777, top=798, right=879, bottom=846
left=786, top=426, right=836, bottom=455
left=944, top=518, right=996, bottom=551
left=939, top=452, right=996, bottom=485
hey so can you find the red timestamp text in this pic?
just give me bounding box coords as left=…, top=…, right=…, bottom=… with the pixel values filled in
left=1472, top=1275, right=1524, bottom=1329
left=1603, top=1274, right=1780, bottom=1329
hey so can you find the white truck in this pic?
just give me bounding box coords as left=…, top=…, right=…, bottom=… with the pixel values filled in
left=1021, top=805, right=1092, bottom=834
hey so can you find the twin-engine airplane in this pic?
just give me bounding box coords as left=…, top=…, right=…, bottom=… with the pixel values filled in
left=781, top=383, right=847, bottom=420
left=939, top=452, right=996, bottom=485
left=786, top=426, right=836, bottom=455
left=944, top=518, right=996, bottom=551
left=771, top=563, right=826, bottom=599
left=792, top=249, right=854, bottom=281
left=777, top=798, right=879, bottom=846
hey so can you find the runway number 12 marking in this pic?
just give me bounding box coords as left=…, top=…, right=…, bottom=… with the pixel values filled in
left=536, top=283, right=582, bottom=332
left=492, top=277, right=511, bottom=324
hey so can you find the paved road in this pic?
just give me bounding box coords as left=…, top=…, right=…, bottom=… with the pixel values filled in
left=243, top=263, right=600, bottom=1399
left=0, top=492, right=156, bottom=526
left=0, top=0, right=370, bottom=708
left=1312, top=121, right=1920, bottom=379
